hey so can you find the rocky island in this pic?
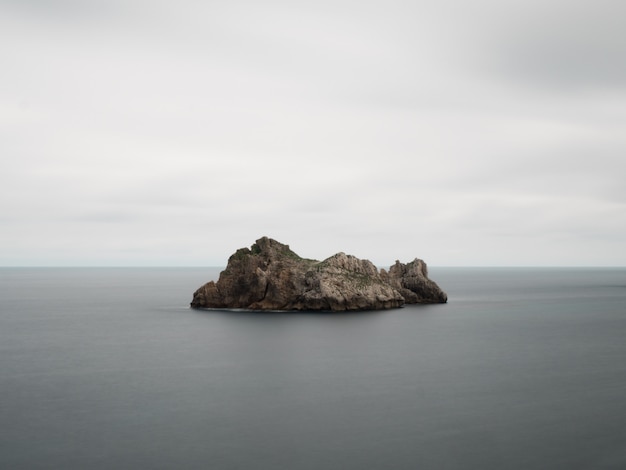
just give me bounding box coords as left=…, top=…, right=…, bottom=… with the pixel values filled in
left=191, top=237, right=447, bottom=312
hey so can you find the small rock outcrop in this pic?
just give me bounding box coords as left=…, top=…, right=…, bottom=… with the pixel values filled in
left=191, top=237, right=447, bottom=312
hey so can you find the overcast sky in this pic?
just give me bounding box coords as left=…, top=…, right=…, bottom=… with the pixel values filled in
left=1, top=0, right=625, bottom=266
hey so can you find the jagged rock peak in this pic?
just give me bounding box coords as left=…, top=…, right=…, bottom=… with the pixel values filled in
left=191, top=237, right=447, bottom=311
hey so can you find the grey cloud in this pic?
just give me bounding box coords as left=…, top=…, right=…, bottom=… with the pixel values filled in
left=475, top=1, right=626, bottom=90
left=70, top=212, right=139, bottom=224
left=1, top=0, right=625, bottom=266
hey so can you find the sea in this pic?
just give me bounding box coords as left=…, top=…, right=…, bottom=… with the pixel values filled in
left=1, top=267, right=625, bottom=470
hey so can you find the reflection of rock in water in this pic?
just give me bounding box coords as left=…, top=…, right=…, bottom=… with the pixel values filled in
left=191, top=237, right=447, bottom=311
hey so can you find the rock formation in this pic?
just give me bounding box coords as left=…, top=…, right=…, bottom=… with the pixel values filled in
left=190, top=237, right=447, bottom=312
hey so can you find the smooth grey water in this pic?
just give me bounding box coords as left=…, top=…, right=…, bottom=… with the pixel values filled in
left=1, top=267, right=626, bottom=469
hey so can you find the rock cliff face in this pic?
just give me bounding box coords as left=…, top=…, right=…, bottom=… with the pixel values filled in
left=190, top=237, right=447, bottom=311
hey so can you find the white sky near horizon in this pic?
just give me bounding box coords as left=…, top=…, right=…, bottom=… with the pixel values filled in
left=1, top=0, right=625, bottom=267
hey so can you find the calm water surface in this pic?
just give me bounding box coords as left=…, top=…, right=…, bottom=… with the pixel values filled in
left=1, top=267, right=625, bottom=469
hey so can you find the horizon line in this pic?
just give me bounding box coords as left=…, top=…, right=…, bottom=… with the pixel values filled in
left=1, top=265, right=625, bottom=269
